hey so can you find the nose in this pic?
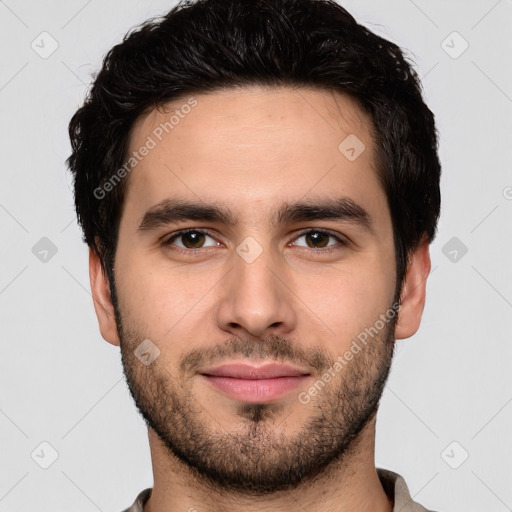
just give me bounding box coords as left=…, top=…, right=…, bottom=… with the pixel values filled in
left=215, top=242, right=298, bottom=339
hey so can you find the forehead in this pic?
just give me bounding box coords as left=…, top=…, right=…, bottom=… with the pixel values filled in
left=122, top=86, right=383, bottom=224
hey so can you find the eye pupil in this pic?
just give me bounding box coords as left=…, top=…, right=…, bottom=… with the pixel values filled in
left=183, top=231, right=205, bottom=248
left=306, top=231, right=329, bottom=248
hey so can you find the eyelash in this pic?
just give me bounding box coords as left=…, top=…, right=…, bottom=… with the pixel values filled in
left=161, top=228, right=348, bottom=255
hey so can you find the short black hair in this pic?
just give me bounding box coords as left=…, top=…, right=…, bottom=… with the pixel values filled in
left=67, top=0, right=441, bottom=297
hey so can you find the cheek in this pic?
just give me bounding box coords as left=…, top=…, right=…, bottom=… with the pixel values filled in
left=115, top=254, right=215, bottom=342
left=294, top=260, right=394, bottom=342
left=114, top=249, right=163, bottom=334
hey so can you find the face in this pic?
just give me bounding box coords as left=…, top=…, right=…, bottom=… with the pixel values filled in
left=92, top=86, right=424, bottom=494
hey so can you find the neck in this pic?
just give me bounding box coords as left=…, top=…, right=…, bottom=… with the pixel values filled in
left=143, top=417, right=393, bottom=512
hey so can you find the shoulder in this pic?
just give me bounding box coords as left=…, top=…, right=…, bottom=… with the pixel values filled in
left=120, top=488, right=152, bottom=512
left=377, top=467, right=441, bottom=512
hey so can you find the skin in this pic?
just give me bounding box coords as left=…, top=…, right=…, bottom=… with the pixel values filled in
left=89, top=85, right=431, bottom=512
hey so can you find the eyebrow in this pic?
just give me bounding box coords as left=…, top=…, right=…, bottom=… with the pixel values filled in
left=137, top=196, right=373, bottom=234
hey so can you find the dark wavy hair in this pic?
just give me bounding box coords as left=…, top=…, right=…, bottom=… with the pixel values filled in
left=67, top=0, right=441, bottom=297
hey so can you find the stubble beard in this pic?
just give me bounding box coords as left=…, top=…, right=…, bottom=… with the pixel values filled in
left=114, top=292, right=397, bottom=495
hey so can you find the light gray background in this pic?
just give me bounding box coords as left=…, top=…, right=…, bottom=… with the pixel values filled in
left=1, top=1, right=511, bottom=511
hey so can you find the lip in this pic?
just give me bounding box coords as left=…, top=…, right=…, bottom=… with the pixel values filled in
left=201, top=362, right=310, bottom=379
left=200, top=362, right=311, bottom=403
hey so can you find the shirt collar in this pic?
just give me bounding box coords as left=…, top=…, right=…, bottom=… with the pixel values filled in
left=377, top=468, right=432, bottom=512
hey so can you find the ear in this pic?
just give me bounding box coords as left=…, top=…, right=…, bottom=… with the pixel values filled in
left=394, top=236, right=431, bottom=340
left=89, top=248, right=120, bottom=346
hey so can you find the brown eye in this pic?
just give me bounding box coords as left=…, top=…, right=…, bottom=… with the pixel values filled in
left=304, top=231, right=330, bottom=248
left=181, top=231, right=205, bottom=248
left=294, top=230, right=343, bottom=249
left=165, top=230, right=217, bottom=249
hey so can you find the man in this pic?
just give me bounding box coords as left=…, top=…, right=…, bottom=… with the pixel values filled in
left=66, top=0, right=442, bottom=510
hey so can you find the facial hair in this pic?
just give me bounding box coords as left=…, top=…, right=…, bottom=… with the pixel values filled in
left=113, top=288, right=397, bottom=496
